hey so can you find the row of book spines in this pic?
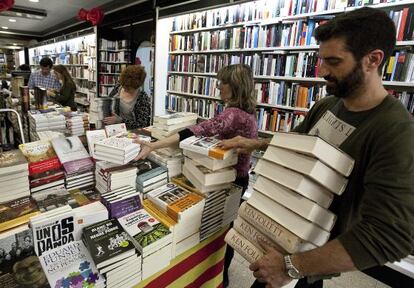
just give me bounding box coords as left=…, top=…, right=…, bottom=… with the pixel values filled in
left=257, top=109, right=304, bottom=133
left=383, top=51, right=414, bottom=82
left=99, top=39, right=129, bottom=50
left=389, top=91, right=414, bottom=114
left=391, top=7, right=414, bottom=42
left=165, top=95, right=224, bottom=119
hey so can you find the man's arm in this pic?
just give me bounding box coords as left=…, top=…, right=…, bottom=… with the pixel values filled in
left=250, top=239, right=356, bottom=287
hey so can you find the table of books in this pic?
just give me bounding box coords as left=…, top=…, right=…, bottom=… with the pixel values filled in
left=136, top=228, right=227, bottom=288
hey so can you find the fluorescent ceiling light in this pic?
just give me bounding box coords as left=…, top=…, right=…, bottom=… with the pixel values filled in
left=9, top=19, right=17, bottom=22
left=1, top=26, right=8, bottom=29
left=29, top=0, right=40, bottom=2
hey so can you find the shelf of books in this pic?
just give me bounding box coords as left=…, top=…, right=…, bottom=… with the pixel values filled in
left=98, top=39, right=131, bottom=97
left=154, top=0, right=414, bottom=134
left=28, top=33, right=97, bottom=107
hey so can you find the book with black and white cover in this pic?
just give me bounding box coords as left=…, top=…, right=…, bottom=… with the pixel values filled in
left=39, top=241, right=105, bottom=288
left=269, top=132, right=354, bottom=177
left=180, top=135, right=234, bottom=160
left=86, top=129, right=107, bottom=158
left=183, top=149, right=238, bottom=171
left=0, top=225, right=49, bottom=288
left=82, top=219, right=137, bottom=269
left=32, top=188, right=71, bottom=212
left=184, top=157, right=236, bottom=186
left=254, top=176, right=336, bottom=231
left=117, top=208, right=172, bottom=256
left=254, top=159, right=333, bottom=209
left=263, top=145, right=348, bottom=195
left=30, top=205, right=79, bottom=256
left=51, top=136, right=94, bottom=175
left=133, top=158, right=168, bottom=187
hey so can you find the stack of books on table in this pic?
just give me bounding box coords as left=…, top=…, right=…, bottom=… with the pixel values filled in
left=83, top=219, right=142, bottom=288
left=89, top=97, right=113, bottom=129
left=52, top=136, right=95, bottom=191
left=148, top=147, right=183, bottom=178
left=151, top=112, right=197, bottom=140
left=39, top=241, right=106, bottom=288
left=34, top=130, right=64, bottom=141
left=19, top=140, right=66, bottom=194
left=94, top=137, right=141, bottom=165
left=0, top=196, right=40, bottom=232
left=146, top=183, right=205, bottom=258
left=95, top=161, right=137, bottom=194
left=0, top=149, right=30, bottom=202
left=225, top=132, right=354, bottom=263
left=28, top=110, right=66, bottom=138
left=134, top=159, right=168, bottom=198
left=118, top=208, right=172, bottom=280
left=100, top=185, right=142, bottom=219
left=65, top=112, right=90, bottom=136
left=86, top=129, right=107, bottom=158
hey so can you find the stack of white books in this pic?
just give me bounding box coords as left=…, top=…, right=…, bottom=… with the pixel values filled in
left=118, top=208, right=173, bottom=280
left=152, top=112, right=197, bottom=140
left=0, top=150, right=30, bottom=202
left=65, top=112, right=89, bottom=136
left=134, top=159, right=168, bottom=198
left=28, top=111, right=66, bottom=137
left=95, top=161, right=137, bottom=194
left=148, top=147, right=183, bottom=179
left=225, top=132, right=354, bottom=263
left=51, top=136, right=95, bottom=191
left=94, top=137, right=140, bottom=165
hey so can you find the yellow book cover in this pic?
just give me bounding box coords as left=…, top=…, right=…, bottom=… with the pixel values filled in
left=171, top=174, right=199, bottom=194
left=143, top=199, right=176, bottom=228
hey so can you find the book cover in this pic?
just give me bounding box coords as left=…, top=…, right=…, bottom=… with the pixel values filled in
left=32, top=189, right=71, bottom=212
left=39, top=241, right=104, bottom=288
left=19, top=140, right=61, bottom=175
left=153, top=112, right=197, bottom=125
left=224, top=228, right=263, bottom=264
left=31, top=206, right=78, bottom=256
left=82, top=219, right=136, bottom=269
left=0, top=149, right=28, bottom=175
left=86, top=130, right=107, bottom=158
left=0, top=197, right=40, bottom=233
left=0, top=225, right=48, bottom=288
left=179, top=136, right=233, bottom=160
left=104, top=123, right=127, bottom=137
left=117, top=209, right=172, bottom=255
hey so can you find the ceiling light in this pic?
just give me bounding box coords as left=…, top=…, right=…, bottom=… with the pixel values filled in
left=9, top=19, right=16, bottom=22
left=1, top=26, right=8, bottom=29
left=29, top=0, right=40, bottom=2
left=16, top=13, right=22, bottom=16
left=13, top=43, right=17, bottom=45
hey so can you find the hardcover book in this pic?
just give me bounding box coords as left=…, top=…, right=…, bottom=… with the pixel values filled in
left=19, top=140, right=62, bottom=175
left=0, top=197, right=40, bottom=233
left=153, top=112, right=198, bottom=125
left=39, top=241, right=104, bottom=288
left=179, top=136, right=234, bottom=160
left=86, top=129, right=107, bottom=158
left=104, top=123, right=127, bottom=137
left=0, top=149, right=28, bottom=175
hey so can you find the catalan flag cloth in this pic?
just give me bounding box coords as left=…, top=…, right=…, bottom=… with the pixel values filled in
left=136, top=228, right=227, bottom=288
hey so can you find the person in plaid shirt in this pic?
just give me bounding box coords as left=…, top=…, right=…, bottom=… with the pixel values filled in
left=28, top=57, right=61, bottom=90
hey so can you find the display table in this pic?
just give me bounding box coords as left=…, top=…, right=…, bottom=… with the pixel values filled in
left=136, top=228, right=227, bottom=288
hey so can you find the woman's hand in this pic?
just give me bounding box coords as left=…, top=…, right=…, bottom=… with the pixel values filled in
left=134, top=138, right=154, bottom=160
left=47, top=89, right=56, bottom=97
left=218, top=136, right=264, bottom=154
left=103, top=113, right=120, bottom=125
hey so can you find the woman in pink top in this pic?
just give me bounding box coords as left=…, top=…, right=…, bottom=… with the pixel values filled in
left=136, top=64, right=257, bottom=287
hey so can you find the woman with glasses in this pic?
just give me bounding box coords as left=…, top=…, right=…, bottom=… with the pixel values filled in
left=135, top=63, right=257, bottom=286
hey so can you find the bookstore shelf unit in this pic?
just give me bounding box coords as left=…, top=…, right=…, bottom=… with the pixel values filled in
left=98, top=39, right=131, bottom=97
left=28, top=31, right=97, bottom=107
left=155, top=0, right=414, bottom=133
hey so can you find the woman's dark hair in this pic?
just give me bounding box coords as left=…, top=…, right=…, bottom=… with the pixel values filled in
left=314, top=7, right=396, bottom=74
left=52, top=65, right=75, bottom=89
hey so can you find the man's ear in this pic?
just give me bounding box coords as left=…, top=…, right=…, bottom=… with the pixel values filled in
left=364, top=49, right=384, bottom=72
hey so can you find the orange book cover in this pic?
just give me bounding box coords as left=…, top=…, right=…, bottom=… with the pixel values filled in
left=167, top=193, right=203, bottom=222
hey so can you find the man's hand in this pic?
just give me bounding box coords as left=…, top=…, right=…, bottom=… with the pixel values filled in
left=134, top=138, right=154, bottom=160
left=250, top=240, right=292, bottom=288
left=103, top=113, right=120, bottom=125
left=218, top=136, right=263, bottom=154
left=47, top=89, right=56, bottom=97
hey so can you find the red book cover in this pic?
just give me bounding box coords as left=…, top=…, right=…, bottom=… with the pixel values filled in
left=397, top=8, right=409, bottom=41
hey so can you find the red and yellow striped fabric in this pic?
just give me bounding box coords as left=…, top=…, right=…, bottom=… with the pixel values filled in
left=136, top=228, right=227, bottom=288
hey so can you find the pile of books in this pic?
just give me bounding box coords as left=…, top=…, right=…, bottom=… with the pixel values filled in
left=83, top=219, right=142, bottom=288
left=148, top=147, right=183, bottom=178
left=100, top=185, right=142, bottom=219
left=51, top=136, right=95, bottom=191
left=65, top=112, right=90, bottom=136
left=34, top=130, right=64, bottom=141
left=0, top=149, right=30, bottom=202
left=134, top=159, right=168, bottom=198
left=95, top=161, right=137, bottom=194
left=152, top=112, right=197, bottom=140
left=118, top=208, right=173, bottom=280
left=19, top=140, right=66, bottom=194
left=28, top=110, right=66, bottom=139
left=86, top=129, right=107, bottom=158
left=94, top=137, right=141, bottom=165
left=225, top=132, right=354, bottom=263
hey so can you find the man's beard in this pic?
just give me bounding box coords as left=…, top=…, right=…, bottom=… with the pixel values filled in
left=324, top=62, right=364, bottom=99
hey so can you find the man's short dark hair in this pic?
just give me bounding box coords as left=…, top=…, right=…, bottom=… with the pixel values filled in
left=39, top=57, right=53, bottom=68
left=314, top=7, right=396, bottom=73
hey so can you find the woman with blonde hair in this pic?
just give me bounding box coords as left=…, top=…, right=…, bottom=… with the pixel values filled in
left=47, top=64, right=77, bottom=110
left=135, top=64, right=257, bottom=286
left=103, top=65, right=151, bottom=129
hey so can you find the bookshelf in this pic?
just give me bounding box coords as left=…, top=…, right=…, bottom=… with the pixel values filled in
left=28, top=32, right=97, bottom=108
left=98, top=39, right=131, bottom=97
left=155, top=0, right=414, bottom=134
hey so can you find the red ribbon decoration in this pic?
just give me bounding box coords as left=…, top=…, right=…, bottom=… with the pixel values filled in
left=0, top=0, right=14, bottom=12
left=77, top=7, right=104, bottom=26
